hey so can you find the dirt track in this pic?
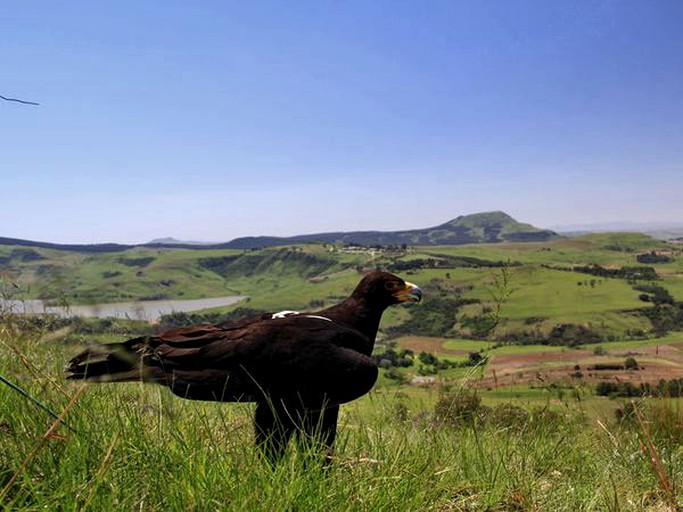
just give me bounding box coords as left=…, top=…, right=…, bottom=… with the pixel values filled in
left=481, top=342, right=683, bottom=389
left=397, top=336, right=472, bottom=356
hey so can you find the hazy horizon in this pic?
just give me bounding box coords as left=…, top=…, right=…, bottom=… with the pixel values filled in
left=2, top=1, right=682, bottom=244
left=3, top=209, right=683, bottom=246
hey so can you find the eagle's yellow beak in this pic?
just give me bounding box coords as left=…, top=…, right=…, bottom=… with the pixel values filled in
left=395, top=281, right=422, bottom=303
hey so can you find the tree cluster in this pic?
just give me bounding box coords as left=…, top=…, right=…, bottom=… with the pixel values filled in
left=374, top=347, right=415, bottom=369
left=596, top=377, right=683, bottom=398
left=495, top=323, right=605, bottom=347
left=636, top=251, right=673, bottom=264
left=387, top=255, right=516, bottom=272
left=643, top=302, right=683, bottom=336
left=633, top=284, right=675, bottom=305
left=571, top=264, right=659, bottom=281
left=374, top=346, right=488, bottom=378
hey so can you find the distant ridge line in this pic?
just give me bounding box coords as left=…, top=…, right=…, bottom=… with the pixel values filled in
left=0, top=211, right=561, bottom=253
left=0, top=236, right=235, bottom=253
left=0, top=236, right=132, bottom=253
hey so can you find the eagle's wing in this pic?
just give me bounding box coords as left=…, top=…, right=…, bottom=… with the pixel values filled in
left=67, top=316, right=378, bottom=405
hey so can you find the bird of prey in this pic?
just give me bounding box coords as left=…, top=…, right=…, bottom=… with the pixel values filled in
left=66, top=271, right=422, bottom=462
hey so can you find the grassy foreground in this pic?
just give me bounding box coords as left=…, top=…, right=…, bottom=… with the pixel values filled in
left=2, top=319, right=683, bottom=511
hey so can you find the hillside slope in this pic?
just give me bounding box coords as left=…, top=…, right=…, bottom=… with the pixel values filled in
left=226, top=211, right=560, bottom=249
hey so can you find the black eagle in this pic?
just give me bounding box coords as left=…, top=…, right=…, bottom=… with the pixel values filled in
left=66, top=271, right=422, bottom=462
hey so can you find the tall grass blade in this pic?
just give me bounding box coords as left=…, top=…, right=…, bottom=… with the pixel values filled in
left=0, top=373, right=78, bottom=433
left=0, top=384, right=87, bottom=503
left=631, top=400, right=677, bottom=511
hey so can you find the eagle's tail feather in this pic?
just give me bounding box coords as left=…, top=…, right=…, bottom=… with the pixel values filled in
left=66, top=338, right=165, bottom=383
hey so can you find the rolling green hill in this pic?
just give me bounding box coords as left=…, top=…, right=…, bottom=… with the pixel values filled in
left=1, top=231, right=681, bottom=345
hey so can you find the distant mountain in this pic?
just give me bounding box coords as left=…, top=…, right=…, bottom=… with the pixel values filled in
left=0, top=236, right=131, bottom=253
left=0, top=211, right=560, bottom=252
left=146, top=237, right=211, bottom=246
left=225, top=211, right=560, bottom=249
left=551, top=221, right=683, bottom=241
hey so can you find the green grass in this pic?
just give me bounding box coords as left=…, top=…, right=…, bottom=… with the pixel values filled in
left=2, top=320, right=683, bottom=510
left=442, top=338, right=497, bottom=352
left=581, top=332, right=683, bottom=352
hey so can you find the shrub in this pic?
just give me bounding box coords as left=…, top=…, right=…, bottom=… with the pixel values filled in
left=465, top=351, right=487, bottom=366
left=379, top=359, right=393, bottom=370
left=595, top=381, right=642, bottom=397
left=592, top=363, right=625, bottom=371
left=636, top=251, right=673, bottom=264
left=643, top=303, right=683, bottom=336
left=373, top=347, right=415, bottom=368
left=418, top=352, right=438, bottom=365
left=593, top=346, right=607, bottom=356
left=434, top=390, right=482, bottom=427
left=384, top=368, right=407, bottom=383
left=488, top=403, right=530, bottom=431
left=118, top=256, right=155, bottom=267
left=547, top=323, right=603, bottom=347
left=633, top=284, right=675, bottom=305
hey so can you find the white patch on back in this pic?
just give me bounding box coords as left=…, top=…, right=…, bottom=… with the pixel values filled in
left=272, top=310, right=300, bottom=319
left=271, top=311, right=332, bottom=323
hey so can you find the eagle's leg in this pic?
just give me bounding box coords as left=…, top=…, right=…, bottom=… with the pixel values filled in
left=297, top=404, right=340, bottom=466
left=254, top=400, right=295, bottom=464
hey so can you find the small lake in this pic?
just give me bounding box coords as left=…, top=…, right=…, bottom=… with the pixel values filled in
left=0, top=296, right=247, bottom=321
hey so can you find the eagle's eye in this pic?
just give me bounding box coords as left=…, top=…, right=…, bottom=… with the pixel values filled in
left=384, top=280, right=402, bottom=293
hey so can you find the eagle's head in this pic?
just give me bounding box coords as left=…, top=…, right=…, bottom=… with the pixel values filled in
left=353, top=271, right=422, bottom=309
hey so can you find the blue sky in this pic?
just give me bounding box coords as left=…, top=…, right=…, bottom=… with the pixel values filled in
left=2, top=1, right=682, bottom=244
